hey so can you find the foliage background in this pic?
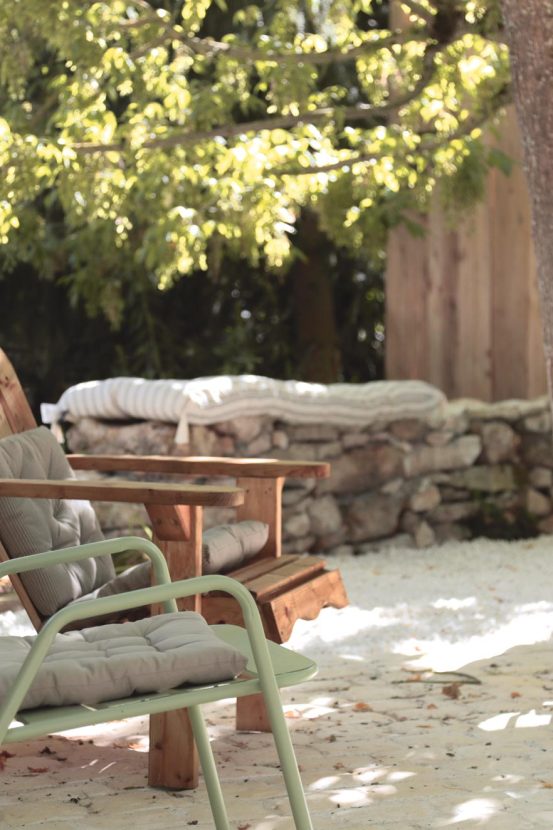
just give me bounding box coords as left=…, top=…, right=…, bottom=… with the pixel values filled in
left=0, top=0, right=509, bottom=408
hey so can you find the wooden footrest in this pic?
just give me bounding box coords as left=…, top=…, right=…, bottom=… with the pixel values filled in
left=202, top=555, right=349, bottom=643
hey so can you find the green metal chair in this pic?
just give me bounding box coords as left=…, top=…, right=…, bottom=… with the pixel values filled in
left=0, top=536, right=316, bottom=830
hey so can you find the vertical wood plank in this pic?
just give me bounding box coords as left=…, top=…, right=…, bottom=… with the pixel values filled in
left=385, top=107, right=547, bottom=401
left=455, top=196, right=493, bottom=400
left=146, top=503, right=202, bottom=789
left=148, top=707, right=199, bottom=790
left=427, top=199, right=460, bottom=396
left=147, top=504, right=202, bottom=612
left=236, top=476, right=284, bottom=558
left=490, top=110, right=534, bottom=400
left=385, top=220, right=430, bottom=381
left=0, top=350, right=37, bottom=433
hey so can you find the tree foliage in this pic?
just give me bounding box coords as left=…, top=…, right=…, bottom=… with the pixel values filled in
left=0, top=0, right=509, bottom=326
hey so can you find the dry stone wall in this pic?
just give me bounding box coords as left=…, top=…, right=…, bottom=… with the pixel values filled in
left=66, top=394, right=553, bottom=553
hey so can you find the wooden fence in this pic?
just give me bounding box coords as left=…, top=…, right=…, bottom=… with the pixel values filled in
left=385, top=110, right=546, bottom=402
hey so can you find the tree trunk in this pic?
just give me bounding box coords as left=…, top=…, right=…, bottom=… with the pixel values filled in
left=289, top=211, right=342, bottom=383
left=500, top=2, right=553, bottom=410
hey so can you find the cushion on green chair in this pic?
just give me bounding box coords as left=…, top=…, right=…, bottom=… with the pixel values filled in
left=0, top=611, right=248, bottom=710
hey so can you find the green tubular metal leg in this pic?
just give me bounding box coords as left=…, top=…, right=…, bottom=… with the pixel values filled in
left=0, top=537, right=316, bottom=830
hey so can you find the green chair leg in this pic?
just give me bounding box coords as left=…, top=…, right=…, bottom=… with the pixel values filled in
left=261, top=689, right=314, bottom=830
left=188, top=705, right=231, bottom=830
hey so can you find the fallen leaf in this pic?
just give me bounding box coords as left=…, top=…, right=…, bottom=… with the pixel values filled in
left=284, top=709, right=301, bottom=719
left=27, top=766, right=49, bottom=774
left=427, top=703, right=438, bottom=710
left=510, top=691, right=522, bottom=699
left=353, top=702, right=373, bottom=712
left=334, top=762, right=345, bottom=770
left=442, top=683, right=461, bottom=700
left=540, top=781, right=553, bottom=789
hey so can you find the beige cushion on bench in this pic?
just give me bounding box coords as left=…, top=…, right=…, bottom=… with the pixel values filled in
left=0, top=612, right=248, bottom=710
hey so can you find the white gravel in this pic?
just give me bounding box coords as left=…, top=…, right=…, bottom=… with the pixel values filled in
left=2, top=535, right=553, bottom=829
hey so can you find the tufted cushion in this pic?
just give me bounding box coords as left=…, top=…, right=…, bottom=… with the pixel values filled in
left=202, top=521, right=269, bottom=574
left=0, top=427, right=113, bottom=617
left=0, top=611, right=248, bottom=710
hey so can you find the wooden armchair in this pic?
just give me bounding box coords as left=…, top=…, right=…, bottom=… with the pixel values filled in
left=0, top=349, right=348, bottom=787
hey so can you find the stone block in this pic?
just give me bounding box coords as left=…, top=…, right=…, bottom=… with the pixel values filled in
left=318, top=442, right=404, bottom=495
left=272, top=430, right=289, bottom=450
left=94, top=501, right=149, bottom=532
left=389, top=419, right=427, bottom=441
left=341, top=432, right=370, bottom=449
left=283, top=511, right=311, bottom=539
left=67, top=418, right=178, bottom=456
left=409, top=483, right=441, bottom=513
left=427, top=501, right=478, bottom=523
left=283, top=535, right=316, bottom=554
left=529, top=467, right=553, bottom=490
left=426, top=431, right=454, bottom=447
left=414, top=521, right=436, bottom=549
left=538, top=514, right=553, bottom=534
left=403, top=435, right=481, bottom=478
left=521, top=434, right=553, bottom=468
left=450, top=396, right=548, bottom=422
left=245, top=432, right=273, bottom=456
left=523, top=411, right=552, bottom=433
left=473, top=421, right=519, bottom=464
left=288, top=424, right=340, bottom=442
left=446, top=465, right=516, bottom=493
left=523, top=487, right=551, bottom=517
left=307, top=495, right=343, bottom=536
left=400, top=510, right=419, bottom=534
left=213, top=416, right=265, bottom=443
left=190, top=425, right=235, bottom=456
left=347, top=493, right=404, bottom=542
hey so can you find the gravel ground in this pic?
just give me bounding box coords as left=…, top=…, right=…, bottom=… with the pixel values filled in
left=2, top=536, right=553, bottom=829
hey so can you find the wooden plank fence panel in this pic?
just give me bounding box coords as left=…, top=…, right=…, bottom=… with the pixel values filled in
left=385, top=108, right=546, bottom=401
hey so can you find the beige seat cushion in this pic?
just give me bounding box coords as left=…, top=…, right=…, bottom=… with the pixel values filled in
left=0, top=612, right=247, bottom=710
left=0, top=428, right=113, bottom=617
left=202, top=521, right=269, bottom=574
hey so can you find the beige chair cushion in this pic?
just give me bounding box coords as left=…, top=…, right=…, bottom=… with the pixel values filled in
left=0, top=612, right=247, bottom=710
left=202, top=521, right=269, bottom=574
left=0, top=428, right=113, bottom=617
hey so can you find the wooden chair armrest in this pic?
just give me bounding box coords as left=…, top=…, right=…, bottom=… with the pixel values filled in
left=67, top=454, right=330, bottom=479
left=0, top=478, right=243, bottom=507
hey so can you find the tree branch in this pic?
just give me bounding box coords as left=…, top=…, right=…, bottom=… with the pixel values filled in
left=73, top=40, right=442, bottom=155
left=274, top=85, right=513, bottom=177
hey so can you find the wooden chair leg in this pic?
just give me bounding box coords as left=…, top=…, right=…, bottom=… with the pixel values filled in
left=236, top=692, right=273, bottom=732
left=148, top=709, right=199, bottom=789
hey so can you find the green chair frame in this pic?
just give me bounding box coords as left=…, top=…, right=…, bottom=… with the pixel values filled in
left=0, top=537, right=316, bottom=830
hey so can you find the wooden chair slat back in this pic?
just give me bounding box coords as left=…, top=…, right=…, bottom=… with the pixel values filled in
left=0, top=350, right=44, bottom=628
left=0, top=350, right=37, bottom=435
